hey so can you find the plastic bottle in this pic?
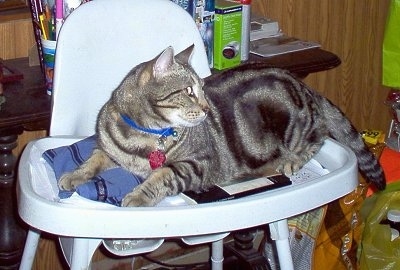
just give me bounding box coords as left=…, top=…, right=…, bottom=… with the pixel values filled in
left=380, top=209, right=400, bottom=240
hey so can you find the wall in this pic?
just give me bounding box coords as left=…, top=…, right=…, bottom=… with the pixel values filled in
left=0, top=0, right=392, bottom=268
left=253, top=0, right=392, bottom=132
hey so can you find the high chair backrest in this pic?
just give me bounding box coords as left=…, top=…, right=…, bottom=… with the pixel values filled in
left=50, top=0, right=211, bottom=137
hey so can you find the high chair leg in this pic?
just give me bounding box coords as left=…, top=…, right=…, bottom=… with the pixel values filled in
left=19, top=229, right=41, bottom=270
left=60, top=237, right=101, bottom=270
left=269, top=219, right=294, bottom=270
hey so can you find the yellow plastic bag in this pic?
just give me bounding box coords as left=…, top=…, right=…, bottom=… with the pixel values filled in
left=359, top=182, right=400, bottom=270
left=383, top=0, right=400, bottom=88
left=313, top=182, right=367, bottom=270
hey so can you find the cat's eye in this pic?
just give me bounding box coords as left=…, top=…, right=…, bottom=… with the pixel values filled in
left=186, top=86, right=195, bottom=97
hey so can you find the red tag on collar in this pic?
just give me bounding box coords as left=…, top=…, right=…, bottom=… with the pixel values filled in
left=149, top=150, right=166, bottom=169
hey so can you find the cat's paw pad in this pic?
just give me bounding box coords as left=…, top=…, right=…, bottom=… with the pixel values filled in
left=122, top=191, right=152, bottom=207
left=58, top=173, right=87, bottom=191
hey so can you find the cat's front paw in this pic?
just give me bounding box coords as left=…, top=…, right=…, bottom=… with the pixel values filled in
left=59, top=172, right=88, bottom=191
left=122, top=190, right=155, bottom=207
left=277, top=162, right=300, bottom=177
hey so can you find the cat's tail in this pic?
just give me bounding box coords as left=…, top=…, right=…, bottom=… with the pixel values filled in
left=320, top=97, right=386, bottom=191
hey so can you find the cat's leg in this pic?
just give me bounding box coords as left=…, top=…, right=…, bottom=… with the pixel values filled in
left=58, top=148, right=116, bottom=190
left=122, top=166, right=188, bottom=207
left=277, top=143, right=323, bottom=176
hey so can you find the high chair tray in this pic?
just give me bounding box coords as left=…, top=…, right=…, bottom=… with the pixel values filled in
left=18, top=136, right=358, bottom=239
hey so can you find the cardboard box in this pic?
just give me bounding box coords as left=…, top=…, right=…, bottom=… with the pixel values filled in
left=213, top=0, right=242, bottom=70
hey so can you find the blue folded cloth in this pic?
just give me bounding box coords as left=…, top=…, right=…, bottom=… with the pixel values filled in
left=43, top=135, right=144, bottom=206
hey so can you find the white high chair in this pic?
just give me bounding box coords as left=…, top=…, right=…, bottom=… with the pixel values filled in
left=17, top=0, right=359, bottom=269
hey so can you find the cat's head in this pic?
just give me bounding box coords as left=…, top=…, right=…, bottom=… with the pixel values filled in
left=114, top=45, right=210, bottom=129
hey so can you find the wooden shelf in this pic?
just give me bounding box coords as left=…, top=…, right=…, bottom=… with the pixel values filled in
left=0, top=7, right=31, bottom=23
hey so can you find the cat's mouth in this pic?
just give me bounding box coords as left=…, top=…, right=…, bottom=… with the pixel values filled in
left=171, top=110, right=208, bottom=127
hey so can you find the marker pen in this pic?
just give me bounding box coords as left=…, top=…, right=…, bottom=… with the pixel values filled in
left=55, top=0, right=63, bottom=40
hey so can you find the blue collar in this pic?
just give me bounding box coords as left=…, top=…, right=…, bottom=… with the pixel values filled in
left=120, top=114, right=176, bottom=137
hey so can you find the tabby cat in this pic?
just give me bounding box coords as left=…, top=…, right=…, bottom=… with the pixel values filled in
left=58, top=45, right=385, bottom=207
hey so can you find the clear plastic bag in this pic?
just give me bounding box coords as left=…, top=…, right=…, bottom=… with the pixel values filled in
left=359, top=182, right=400, bottom=269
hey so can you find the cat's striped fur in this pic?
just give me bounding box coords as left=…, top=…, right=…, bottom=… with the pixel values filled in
left=59, top=46, right=385, bottom=206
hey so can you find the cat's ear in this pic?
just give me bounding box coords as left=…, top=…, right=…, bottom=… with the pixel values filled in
left=138, top=47, right=175, bottom=86
left=153, top=46, right=175, bottom=79
left=175, top=44, right=194, bottom=65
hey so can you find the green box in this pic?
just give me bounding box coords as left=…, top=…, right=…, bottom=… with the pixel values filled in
left=213, top=0, right=242, bottom=70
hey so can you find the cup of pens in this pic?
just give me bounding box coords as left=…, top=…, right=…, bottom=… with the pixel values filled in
left=31, top=0, right=85, bottom=94
left=41, top=37, right=56, bottom=95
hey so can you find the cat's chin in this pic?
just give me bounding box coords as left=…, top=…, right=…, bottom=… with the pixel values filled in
left=176, top=118, right=206, bottom=127
left=183, top=122, right=203, bottom=128
left=169, top=114, right=207, bottom=127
